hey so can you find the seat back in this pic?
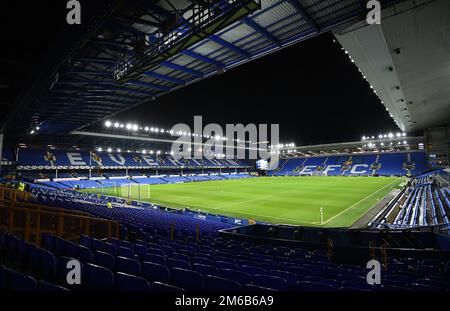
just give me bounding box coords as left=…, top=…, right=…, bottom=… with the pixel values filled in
left=115, top=272, right=151, bottom=291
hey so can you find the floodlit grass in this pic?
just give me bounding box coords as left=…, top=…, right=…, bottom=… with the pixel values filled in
left=82, top=176, right=403, bottom=227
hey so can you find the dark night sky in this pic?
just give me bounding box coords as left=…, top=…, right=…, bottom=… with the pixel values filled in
left=115, top=33, right=398, bottom=146
left=2, top=1, right=399, bottom=146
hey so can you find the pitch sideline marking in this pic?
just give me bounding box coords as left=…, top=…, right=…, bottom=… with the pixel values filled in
left=322, top=178, right=401, bottom=224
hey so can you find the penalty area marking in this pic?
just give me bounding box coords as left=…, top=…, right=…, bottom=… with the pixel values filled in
left=321, top=178, right=401, bottom=225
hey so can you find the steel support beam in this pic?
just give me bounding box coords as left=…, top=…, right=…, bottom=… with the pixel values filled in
left=287, top=0, right=319, bottom=33
left=144, top=72, right=186, bottom=85
left=127, top=80, right=170, bottom=91
left=180, top=50, right=224, bottom=68
left=209, top=35, right=250, bottom=58
left=160, top=61, right=203, bottom=77
left=242, top=17, right=281, bottom=47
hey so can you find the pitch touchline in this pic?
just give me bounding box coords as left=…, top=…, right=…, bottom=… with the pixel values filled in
left=203, top=205, right=317, bottom=225
left=322, top=178, right=401, bottom=224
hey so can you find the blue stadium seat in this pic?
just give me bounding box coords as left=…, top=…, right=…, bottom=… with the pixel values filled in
left=204, top=275, right=242, bottom=291
left=143, top=254, right=166, bottom=266
left=166, top=258, right=190, bottom=270
left=192, top=256, right=213, bottom=266
left=171, top=268, right=203, bottom=290
left=42, top=234, right=55, bottom=251
left=80, top=235, right=92, bottom=249
left=268, top=270, right=298, bottom=287
left=115, top=272, right=151, bottom=291
left=252, top=274, right=288, bottom=291
left=76, top=244, right=94, bottom=263
left=192, top=263, right=220, bottom=277
left=38, top=280, right=70, bottom=291
left=141, top=262, right=170, bottom=283
left=118, top=246, right=135, bottom=258
left=304, top=276, right=339, bottom=288
left=9, top=270, right=37, bottom=291
left=243, top=284, right=277, bottom=291
left=91, top=239, right=105, bottom=252
left=94, top=251, right=115, bottom=270
left=240, top=265, right=266, bottom=276
left=0, top=265, right=9, bottom=290
left=147, top=247, right=166, bottom=257
left=115, top=256, right=141, bottom=275
left=215, top=261, right=238, bottom=271
left=169, top=253, right=190, bottom=263
left=65, top=242, right=78, bottom=259
left=103, top=242, right=118, bottom=256
left=220, top=269, right=251, bottom=285
left=39, top=248, right=57, bottom=279
left=83, top=263, right=114, bottom=290
left=133, top=244, right=148, bottom=260
left=152, top=281, right=185, bottom=292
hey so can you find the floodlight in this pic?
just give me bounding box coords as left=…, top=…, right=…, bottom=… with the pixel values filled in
left=132, top=124, right=139, bottom=131
left=36, top=126, right=40, bottom=130
left=126, top=123, right=132, bottom=130
left=396, top=133, right=401, bottom=137
left=402, top=133, right=406, bottom=137
left=117, top=148, right=121, bottom=152
left=120, top=124, right=124, bottom=128
left=107, top=148, right=112, bottom=152
left=144, top=127, right=149, bottom=131
left=105, top=120, right=112, bottom=127
left=378, top=135, right=383, bottom=139
left=157, top=150, right=161, bottom=154
left=149, top=150, right=154, bottom=154
left=142, top=150, right=147, bottom=154
left=114, top=122, right=120, bottom=128
left=388, top=133, right=394, bottom=138
left=97, top=147, right=102, bottom=152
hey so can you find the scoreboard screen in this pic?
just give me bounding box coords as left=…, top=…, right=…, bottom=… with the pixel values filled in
left=256, top=159, right=269, bottom=170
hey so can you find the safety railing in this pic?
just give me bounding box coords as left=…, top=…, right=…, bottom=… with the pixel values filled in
left=0, top=186, right=119, bottom=245
left=0, top=205, right=119, bottom=245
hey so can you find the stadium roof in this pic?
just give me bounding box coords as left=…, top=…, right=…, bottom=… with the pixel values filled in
left=2, top=0, right=402, bottom=139
left=335, top=0, right=450, bottom=132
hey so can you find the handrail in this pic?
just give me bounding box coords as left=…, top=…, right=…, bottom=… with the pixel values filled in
left=0, top=186, right=88, bottom=217
left=0, top=204, right=119, bottom=245
left=0, top=185, right=119, bottom=245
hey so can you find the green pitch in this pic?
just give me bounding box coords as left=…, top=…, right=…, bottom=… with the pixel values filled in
left=82, top=176, right=403, bottom=227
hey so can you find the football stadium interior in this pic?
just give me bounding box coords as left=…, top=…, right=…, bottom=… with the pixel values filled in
left=0, top=0, right=449, bottom=295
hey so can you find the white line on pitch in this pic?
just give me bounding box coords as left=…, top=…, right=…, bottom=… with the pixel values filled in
left=322, top=178, right=401, bottom=225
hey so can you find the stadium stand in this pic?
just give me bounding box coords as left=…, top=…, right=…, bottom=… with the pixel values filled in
left=370, top=171, right=450, bottom=231
left=270, top=151, right=427, bottom=177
